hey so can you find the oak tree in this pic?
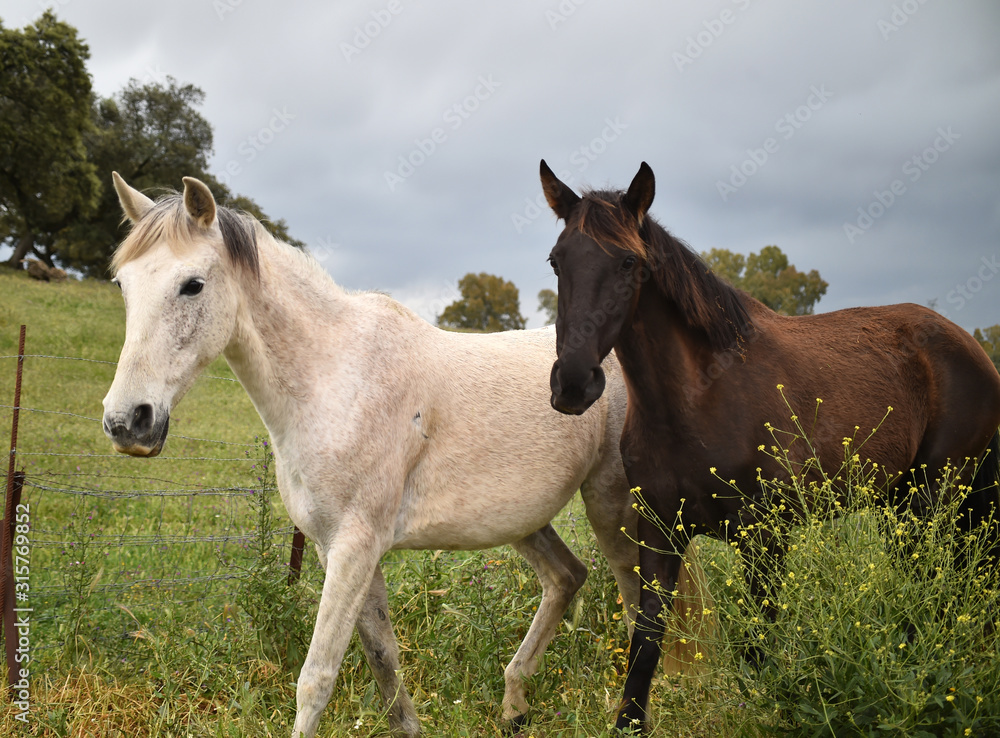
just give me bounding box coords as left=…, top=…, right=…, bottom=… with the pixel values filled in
left=0, top=12, right=100, bottom=269
left=538, top=288, right=557, bottom=325
left=973, top=325, right=1000, bottom=374
left=702, top=244, right=828, bottom=315
left=438, top=273, right=527, bottom=332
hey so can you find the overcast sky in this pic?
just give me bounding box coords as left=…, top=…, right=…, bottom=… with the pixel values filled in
left=6, top=0, right=1000, bottom=331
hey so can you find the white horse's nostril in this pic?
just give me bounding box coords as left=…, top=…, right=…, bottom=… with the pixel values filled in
left=132, top=403, right=154, bottom=434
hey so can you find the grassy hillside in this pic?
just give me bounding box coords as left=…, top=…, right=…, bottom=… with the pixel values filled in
left=0, top=269, right=266, bottom=483
left=2, top=271, right=997, bottom=737
left=0, top=272, right=672, bottom=736
left=0, top=270, right=278, bottom=690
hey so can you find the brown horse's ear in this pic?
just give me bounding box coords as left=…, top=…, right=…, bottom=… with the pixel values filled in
left=112, top=172, right=155, bottom=223
left=540, top=160, right=581, bottom=221
left=623, top=162, right=655, bottom=224
left=182, top=176, right=217, bottom=228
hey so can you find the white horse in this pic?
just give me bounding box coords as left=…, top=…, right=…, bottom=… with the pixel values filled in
left=102, top=173, right=640, bottom=737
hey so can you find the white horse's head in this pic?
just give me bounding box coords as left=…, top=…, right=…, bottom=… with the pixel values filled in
left=102, top=173, right=259, bottom=456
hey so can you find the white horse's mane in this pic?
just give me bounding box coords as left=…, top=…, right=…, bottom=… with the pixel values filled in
left=112, top=194, right=261, bottom=278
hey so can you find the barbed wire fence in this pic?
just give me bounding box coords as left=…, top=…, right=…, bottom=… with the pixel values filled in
left=0, top=327, right=307, bottom=678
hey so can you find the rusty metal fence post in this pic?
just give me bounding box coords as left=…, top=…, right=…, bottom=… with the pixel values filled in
left=288, top=527, right=306, bottom=584
left=1, top=325, right=26, bottom=696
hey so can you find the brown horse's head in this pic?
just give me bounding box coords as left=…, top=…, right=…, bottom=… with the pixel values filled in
left=540, top=160, right=654, bottom=415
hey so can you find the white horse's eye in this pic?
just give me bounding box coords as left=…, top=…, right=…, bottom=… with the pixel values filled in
left=111, top=278, right=122, bottom=291
left=180, top=278, right=205, bottom=297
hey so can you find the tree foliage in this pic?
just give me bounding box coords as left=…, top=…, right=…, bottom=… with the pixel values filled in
left=223, top=193, right=304, bottom=251
left=1, top=15, right=303, bottom=277
left=0, top=11, right=99, bottom=269
left=702, top=244, right=828, bottom=315
left=538, top=288, right=557, bottom=325
left=973, top=325, right=1000, bottom=374
left=438, top=273, right=527, bottom=332
left=59, top=76, right=303, bottom=275
left=54, top=77, right=216, bottom=275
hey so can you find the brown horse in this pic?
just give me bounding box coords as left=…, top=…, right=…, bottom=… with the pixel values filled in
left=539, top=160, right=1000, bottom=733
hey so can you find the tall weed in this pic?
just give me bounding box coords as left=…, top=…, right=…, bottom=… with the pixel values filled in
left=650, top=410, right=1000, bottom=737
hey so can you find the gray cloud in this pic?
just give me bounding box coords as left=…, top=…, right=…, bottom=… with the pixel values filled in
left=5, top=0, right=999, bottom=330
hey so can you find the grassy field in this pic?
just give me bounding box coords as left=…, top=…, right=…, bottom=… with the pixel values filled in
left=0, top=270, right=739, bottom=736
left=1, top=270, right=998, bottom=737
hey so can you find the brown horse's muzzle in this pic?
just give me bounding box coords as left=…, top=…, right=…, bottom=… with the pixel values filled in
left=550, top=360, right=606, bottom=415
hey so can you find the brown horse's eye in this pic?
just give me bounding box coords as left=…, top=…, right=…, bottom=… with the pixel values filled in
left=548, top=258, right=560, bottom=276
left=622, top=255, right=638, bottom=270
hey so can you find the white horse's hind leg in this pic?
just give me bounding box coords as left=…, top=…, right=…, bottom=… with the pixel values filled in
left=292, top=524, right=385, bottom=738
left=356, top=565, right=421, bottom=737
left=503, top=524, right=588, bottom=727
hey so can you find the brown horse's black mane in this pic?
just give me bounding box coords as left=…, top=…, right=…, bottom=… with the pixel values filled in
left=573, top=189, right=755, bottom=353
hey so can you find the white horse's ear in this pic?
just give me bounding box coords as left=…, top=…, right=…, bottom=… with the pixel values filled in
left=112, top=171, right=155, bottom=223
left=182, top=177, right=217, bottom=228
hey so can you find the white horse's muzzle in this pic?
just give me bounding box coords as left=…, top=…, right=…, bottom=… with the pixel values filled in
left=103, top=403, right=170, bottom=457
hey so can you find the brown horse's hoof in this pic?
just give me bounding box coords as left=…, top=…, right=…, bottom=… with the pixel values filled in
left=614, top=713, right=646, bottom=735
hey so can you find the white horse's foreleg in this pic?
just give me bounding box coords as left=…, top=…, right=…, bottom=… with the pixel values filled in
left=581, top=474, right=640, bottom=638
left=356, top=565, right=421, bottom=738
left=503, top=524, right=588, bottom=727
left=292, top=525, right=384, bottom=738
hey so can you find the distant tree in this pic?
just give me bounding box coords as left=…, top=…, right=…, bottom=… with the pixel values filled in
left=0, top=12, right=100, bottom=269
left=973, top=325, right=1000, bottom=374
left=538, top=288, right=557, bottom=325
left=701, top=247, right=746, bottom=287
left=438, top=273, right=527, bottom=332
left=702, top=244, right=828, bottom=316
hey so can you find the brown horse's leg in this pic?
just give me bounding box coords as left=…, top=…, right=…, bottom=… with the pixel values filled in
left=902, top=429, right=1000, bottom=575
left=958, top=430, right=1000, bottom=561
left=615, top=518, right=681, bottom=734
left=736, top=518, right=785, bottom=669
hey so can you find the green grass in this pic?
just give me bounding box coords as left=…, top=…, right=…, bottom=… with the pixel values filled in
left=0, top=272, right=744, bottom=736
left=1, top=270, right=270, bottom=668
left=2, top=271, right=996, bottom=737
